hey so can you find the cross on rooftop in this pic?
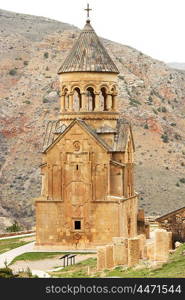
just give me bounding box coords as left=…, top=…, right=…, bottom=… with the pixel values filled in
left=84, top=3, right=92, bottom=19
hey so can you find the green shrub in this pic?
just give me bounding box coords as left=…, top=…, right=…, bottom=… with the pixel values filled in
left=24, top=61, right=29, bottom=66
left=130, top=98, right=141, bottom=105
left=6, top=221, right=22, bottom=233
left=9, top=69, right=17, bottom=76
left=170, top=123, right=176, bottom=127
left=43, top=98, right=49, bottom=103
left=144, top=123, right=148, bottom=129
left=44, top=52, right=49, bottom=59
left=23, top=100, right=31, bottom=104
left=0, top=267, right=15, bottom=278
left=152, top=108, right=158, bottom=115
left=174, top=133, right=181, bottom=140
left=161, top=134, right=169, bottom=143
left=179, top=178, right=185, bottom=184
left=161, top=106, right=167, bottom=113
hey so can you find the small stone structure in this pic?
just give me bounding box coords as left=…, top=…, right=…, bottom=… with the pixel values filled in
left=156, top=206, right=185, bottom=243
left=97, top=229, right=172, bottom=271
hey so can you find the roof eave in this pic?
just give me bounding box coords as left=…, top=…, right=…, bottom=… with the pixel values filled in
left=57, top=70, right=119, bottom=75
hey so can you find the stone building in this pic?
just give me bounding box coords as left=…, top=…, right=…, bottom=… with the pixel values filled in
left=156, top=206, right=185, bottom=243
left=35, top=13, right=138, bottom=250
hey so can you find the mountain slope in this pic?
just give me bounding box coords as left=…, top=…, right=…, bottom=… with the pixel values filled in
left=168, top=62, right=185, bottom=70
left=0, top=9, right=185, bottom=230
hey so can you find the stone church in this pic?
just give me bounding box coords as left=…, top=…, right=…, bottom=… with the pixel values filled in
left=35, top=11, right=138, bottom=250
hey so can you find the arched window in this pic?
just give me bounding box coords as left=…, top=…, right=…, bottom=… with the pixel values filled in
left=111, top=85, right=117, bottom=93
left=73, top=88, right=81, bottom=111
left=100, top=87, right=107, bottom=111
left=87, top=87, right=95, bottom=111
left=64, top=88, right=69, bottom=110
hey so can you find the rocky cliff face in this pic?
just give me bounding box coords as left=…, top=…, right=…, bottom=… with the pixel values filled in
left=0, top=9, right=185, bottom=230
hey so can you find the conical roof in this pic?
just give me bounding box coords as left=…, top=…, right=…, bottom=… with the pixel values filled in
left=58, top=20, right=119, bottom=74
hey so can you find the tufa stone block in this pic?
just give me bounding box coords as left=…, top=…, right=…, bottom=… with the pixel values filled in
left=128, top=237, right=140, bottom=267
left=154, top=229, right=172, bottom=262
left=105, top=244, right=114, bottom=269
left=112, top=237, right=128, bottom=265
left=146, top=242, right=154, bottom=260
left=138, top=234, right=146, bottom=259
left=97, top=246, right=106, bottom=271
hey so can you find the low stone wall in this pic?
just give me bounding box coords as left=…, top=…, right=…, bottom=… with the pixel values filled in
left=97, top=229, right=172, bottom=271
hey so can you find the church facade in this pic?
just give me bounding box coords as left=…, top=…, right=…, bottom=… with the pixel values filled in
left=35, top=16, right=138, bottom=250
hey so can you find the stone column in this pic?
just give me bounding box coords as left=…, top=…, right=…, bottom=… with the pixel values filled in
left=97, top=246, right=106, bottom=271
left=105, top=245, right=114, bottom=269
left=112, top=95, right=117, bottom=111
left=128, top=237, right=140, bottom=267
left=81, top=92, right=87, bottom=111
left=94, top=93, right=100, bottom=111
left=112, top=237, right=128, bottom=265
left=106, top=94, right=112, bottom=111
left=60, top=95, right=65, bottom=112
left=68, top=93, right=73, bottom=111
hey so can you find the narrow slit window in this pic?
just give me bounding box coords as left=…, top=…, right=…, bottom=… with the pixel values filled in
left=76, top=164, right=78, bottom=170
left=74, top=220, right=81, bottom=230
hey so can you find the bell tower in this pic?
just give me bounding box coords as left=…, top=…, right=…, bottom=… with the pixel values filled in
left=57, top=8, right=119, bottom=133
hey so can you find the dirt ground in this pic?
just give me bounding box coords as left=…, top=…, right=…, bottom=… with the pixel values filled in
left=20, top=236, right=35, bottom=242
